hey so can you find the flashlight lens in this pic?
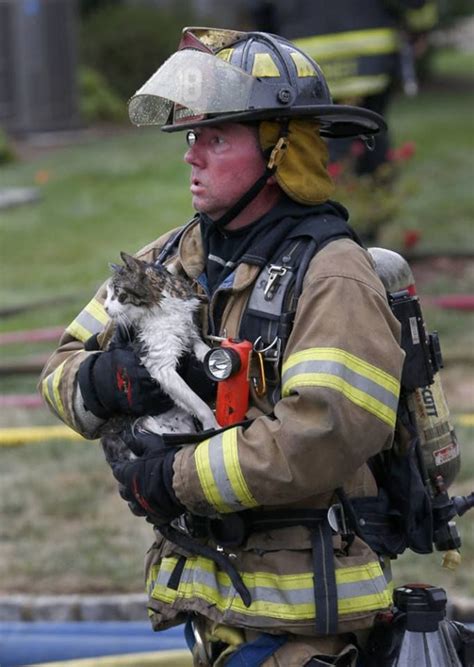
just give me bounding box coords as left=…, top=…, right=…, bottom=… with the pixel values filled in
left=207, top=348, right=235, bottom=380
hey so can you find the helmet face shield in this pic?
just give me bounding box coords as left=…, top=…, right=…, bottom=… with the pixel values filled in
left=128, top=50, right=256, bottom=127
left=128, top=27, right=387, bottom=138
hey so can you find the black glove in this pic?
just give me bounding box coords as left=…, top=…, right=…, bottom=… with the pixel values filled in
left=79, top=327, right=215, bottom=420
left=111, top=428, right=184, bottom=525
left=78, top=326, right=174, bottom=419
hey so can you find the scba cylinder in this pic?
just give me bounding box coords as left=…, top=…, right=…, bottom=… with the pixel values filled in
left=368, top=248, right=460, bottom=490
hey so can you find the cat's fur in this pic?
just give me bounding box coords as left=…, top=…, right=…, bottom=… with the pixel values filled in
left=101, top=252, right=217, bottom=464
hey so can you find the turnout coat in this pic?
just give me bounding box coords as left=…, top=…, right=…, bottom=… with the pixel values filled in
left=39, top=211, right=404, bottom=637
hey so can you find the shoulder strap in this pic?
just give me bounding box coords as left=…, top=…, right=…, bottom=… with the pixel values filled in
left=239, top=213, right=361, bottom=350
left=153, top=218, right=198, bottom=266
left=238, top=213, right=360, bottom=405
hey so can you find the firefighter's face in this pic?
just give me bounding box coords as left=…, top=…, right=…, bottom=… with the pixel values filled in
left=184, top=123, right=267, bottom=221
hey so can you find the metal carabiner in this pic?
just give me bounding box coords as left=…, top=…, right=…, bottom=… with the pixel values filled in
left=253, top=336, right=279, bottom=354
left=252, top=350, right=267, bottom=397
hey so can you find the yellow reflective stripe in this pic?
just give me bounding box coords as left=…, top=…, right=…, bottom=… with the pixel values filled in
left=65, top=297, right=109, bottom=343
left=286, top=372, right=396, bottom=426
left=283, top=348, right=399, bottom=396
left=195, top=438, right=231, bottom=512
left=338, top=589, right=392, bottom=613
left=282, top=348, right=399, bottom=427
left=66, top=319, right=93, bottom=343
left=148, top=556, right=391, bottom=620
left=405, top=4, right=438, bottom=31
left=222, top=429, right=258, bottom=510
left=42, top=361, right=67, bottom=419
left=328, top=74, right=390, bottom=98
left=294, top=28, right=399, bottom=60
left=195, top=430, right=258, bottom=513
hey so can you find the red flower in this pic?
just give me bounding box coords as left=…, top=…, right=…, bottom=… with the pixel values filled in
left=350, top=140, right=365, bottom=157
left=398, top=142, right=416, bottom=160
left=403, top=229, right=421, bottom=249
left=328, top=161, right=343, bottom=179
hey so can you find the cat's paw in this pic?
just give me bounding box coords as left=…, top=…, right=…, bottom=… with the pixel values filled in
left=201, top=414, right=219, bottom=431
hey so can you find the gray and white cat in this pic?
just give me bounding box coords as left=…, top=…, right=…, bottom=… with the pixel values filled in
left=101, top=252, right=217, bottom=463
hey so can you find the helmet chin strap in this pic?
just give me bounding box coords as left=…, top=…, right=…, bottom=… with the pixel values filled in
left=209, top=127, right=289, bottom=230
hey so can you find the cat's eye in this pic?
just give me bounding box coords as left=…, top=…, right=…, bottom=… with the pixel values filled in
left=118, top=292, right=127, bottom=304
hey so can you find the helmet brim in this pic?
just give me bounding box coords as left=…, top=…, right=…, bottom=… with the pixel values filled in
left=161, top=104, right=386, bottom=138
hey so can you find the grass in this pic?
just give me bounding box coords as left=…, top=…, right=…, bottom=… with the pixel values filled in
left=0, top=52, right=473, bottom=598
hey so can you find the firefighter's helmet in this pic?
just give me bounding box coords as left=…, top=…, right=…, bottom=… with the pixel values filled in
left=128, top=27, right=385, bottom=139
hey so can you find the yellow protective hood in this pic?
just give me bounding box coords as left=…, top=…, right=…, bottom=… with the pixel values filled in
left=259, top=119, right=335, bottom=205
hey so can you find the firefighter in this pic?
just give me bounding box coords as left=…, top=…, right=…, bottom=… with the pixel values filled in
left=39, top=29, right=405, bottom=666
left=251, top=0, right=438, bottom=176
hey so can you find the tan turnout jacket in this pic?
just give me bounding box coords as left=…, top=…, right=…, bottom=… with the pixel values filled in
left=39, top=216, right=404, bottom=638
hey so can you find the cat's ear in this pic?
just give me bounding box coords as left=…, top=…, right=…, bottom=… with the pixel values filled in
left=120, top=251, right=142, bottom=272
left=109, top=262, right=121, bottom=273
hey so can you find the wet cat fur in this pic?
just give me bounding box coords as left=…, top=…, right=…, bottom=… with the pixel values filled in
left=101, top=251, right=217, bottom=466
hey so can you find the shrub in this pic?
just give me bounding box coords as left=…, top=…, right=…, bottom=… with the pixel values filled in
left=0, top=127, right=15, bottom=165
left=80, top=3, right=195, bottom=101
left=79, top=66, right=127, bottom=123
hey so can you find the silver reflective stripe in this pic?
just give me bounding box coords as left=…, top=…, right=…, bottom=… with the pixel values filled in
left=208, top=433, right=239, bottom=508
left=148, top=556, right=392, bottom=619
left=66, top=297, right=109, bottom=343
left=195, top=430, right=258, bottom=512
left=337, top=573, right=388, bottom=600
left=208, top=254, right=236, bottom=269
left=283, top=359, right=399, bottom=415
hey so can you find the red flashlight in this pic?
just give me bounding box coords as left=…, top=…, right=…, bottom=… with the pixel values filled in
left=205, top=339, right=252, bottom=427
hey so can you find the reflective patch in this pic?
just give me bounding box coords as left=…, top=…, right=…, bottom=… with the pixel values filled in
left=42, top=360, right=67, bottom=419
left=147, top=556, right=392, bottom=620
left=294, top=28, right=399, bottom=61
left=195, top=429, right=258, bottom=513
left=290, top=51, right=317, bottom=77
left=216, top=48, right=234, bottom=63
left=327, top=74, right=390, bottom=98
left=65, top=297, right=109, bottom=343
left=282, top=347, right=400, bottom=427
left=252, top=53, right=280, bottom=78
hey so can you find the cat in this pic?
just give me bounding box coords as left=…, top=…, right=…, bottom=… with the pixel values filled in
left=101, top=251, right=218, bottom=465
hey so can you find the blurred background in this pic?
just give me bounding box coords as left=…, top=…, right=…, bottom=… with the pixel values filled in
left=0, top=0, right=473, bottom=661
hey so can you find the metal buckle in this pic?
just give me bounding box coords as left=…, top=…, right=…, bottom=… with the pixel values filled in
left=264, top=264, right=288, bottom=300
left=327, top=503, right=348, bottom=535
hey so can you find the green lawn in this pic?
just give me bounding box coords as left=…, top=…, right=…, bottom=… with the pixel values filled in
left=0, top=66, right=473, bottom=598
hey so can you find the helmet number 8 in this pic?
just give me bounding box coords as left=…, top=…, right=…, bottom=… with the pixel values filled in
left=177, top=67, right=203, bottom=105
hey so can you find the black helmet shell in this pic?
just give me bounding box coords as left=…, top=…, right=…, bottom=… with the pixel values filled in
left=128, top=27, right=386, bottom=138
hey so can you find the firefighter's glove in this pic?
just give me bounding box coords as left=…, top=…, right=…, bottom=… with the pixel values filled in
left=78, top=327, right=215, bottom=420
left=111, top=428, right=184, bottom=525
left=78, top=327, right=173, bottom=419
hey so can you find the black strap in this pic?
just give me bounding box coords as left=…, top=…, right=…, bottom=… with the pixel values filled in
left=312, top=521, right=339, bottom=636
left=153, top=218, right=197, bottom=267
left=159, top=524, right=252, bottom=607
left=239, top=213, right=361, bottom=352
left=184, top=508, right=340, bottom=635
